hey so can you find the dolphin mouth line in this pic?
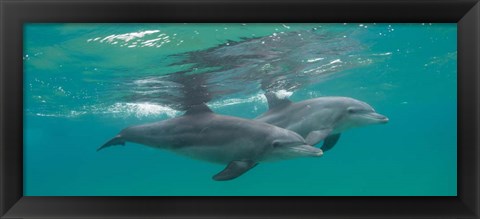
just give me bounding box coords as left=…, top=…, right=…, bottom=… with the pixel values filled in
left=290, top=146, right=324, bottom=156
left=363, top=113, right=389, bottom=123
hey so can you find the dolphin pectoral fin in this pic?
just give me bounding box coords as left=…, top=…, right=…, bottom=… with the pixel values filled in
left=321, top=133, right=341, bottom=152
left=305, top=129, right=332, bottom=146
left=213, top=160, right=258, bottom=181
left=97, top=135, right=125, bottom=152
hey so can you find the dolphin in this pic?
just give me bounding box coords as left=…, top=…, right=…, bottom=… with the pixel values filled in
left=98, top=103, right=323, bottom=181
left=255, top=93, right=389, bottom=152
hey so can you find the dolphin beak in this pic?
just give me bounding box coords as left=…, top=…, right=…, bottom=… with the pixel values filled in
left=371, top=113, right=389, bottom=123
left=316, top=148, right=324, bottom=156
left=293, top=145, right=323, bottom=157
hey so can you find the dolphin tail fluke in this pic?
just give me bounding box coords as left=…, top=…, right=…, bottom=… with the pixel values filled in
left=97, top=135, right=125, bottom=151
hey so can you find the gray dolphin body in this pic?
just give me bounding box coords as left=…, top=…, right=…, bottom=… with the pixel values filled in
left=99, top=104, right=322, bottom=181
left=255, top=93, right=389, bottom=152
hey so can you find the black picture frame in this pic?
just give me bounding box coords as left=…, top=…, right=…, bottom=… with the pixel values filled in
left=1, top=0, right=479, bottom=218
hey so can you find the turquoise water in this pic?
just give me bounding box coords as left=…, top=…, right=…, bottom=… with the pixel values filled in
left=23, top=23, right=457, bottom=196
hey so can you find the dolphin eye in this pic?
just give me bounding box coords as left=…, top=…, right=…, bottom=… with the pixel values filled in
left=348, top=108, right=358, bottom=114
left=272, top=141, right=281, bottom=148
left=348, top=108, right=369, bottom=114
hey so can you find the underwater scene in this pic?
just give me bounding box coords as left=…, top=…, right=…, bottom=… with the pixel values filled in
left=23, top=23, right=457, bottom=196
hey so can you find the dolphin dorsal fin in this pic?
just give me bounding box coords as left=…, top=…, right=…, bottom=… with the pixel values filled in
left=265, top=92, right=292, bottom=110
left=184, top=103, right=213, bottom=115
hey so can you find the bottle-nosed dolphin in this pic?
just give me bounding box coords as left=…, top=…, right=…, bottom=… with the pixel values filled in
left=98, top=103, right=323, bottom=181
left=255, top=92, right=389, bottom=152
